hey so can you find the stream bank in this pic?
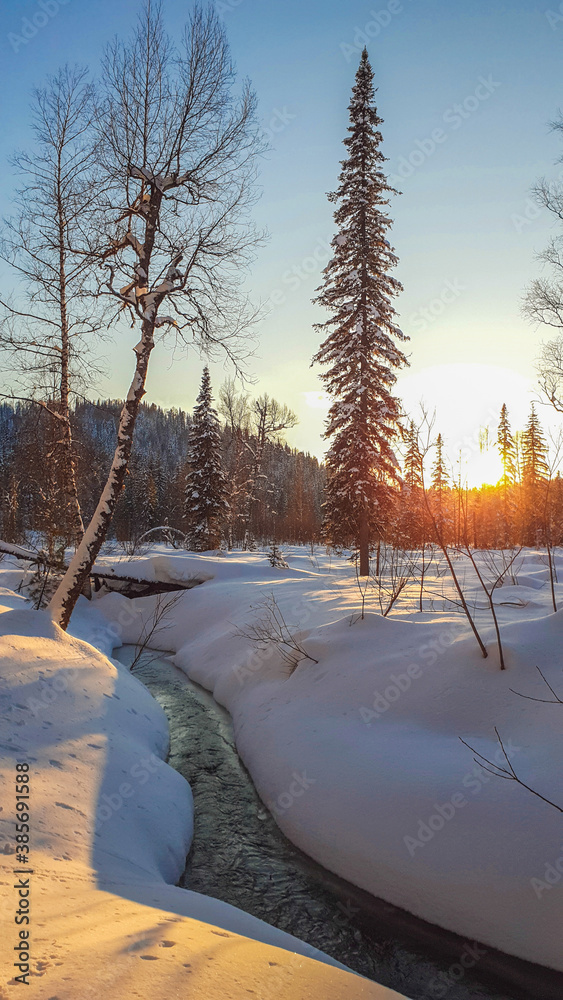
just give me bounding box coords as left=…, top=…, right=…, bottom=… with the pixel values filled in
left=116, top=645, right=562, bottom=1000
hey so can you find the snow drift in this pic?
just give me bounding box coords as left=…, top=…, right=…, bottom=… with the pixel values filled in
left=0, top=597, right=399, bottom=998
left=96, top=546, right=563, bottom=973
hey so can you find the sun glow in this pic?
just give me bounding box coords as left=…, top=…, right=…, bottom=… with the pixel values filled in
left=397, top=363, right=540, bottom=489
left=454, top=446, right=505, bottom=490
left=302, top=364, right=558, bottom=488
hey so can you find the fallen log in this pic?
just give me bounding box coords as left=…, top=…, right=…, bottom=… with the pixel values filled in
left=90, top=569, right=203, bottom=598
left=0, top=542, right=202, bottom=600
left=0, top=540, right=44, bottom=563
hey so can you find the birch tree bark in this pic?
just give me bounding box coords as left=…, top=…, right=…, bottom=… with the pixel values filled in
left=49, top=1, right=263, bottom=628
left=0, top=66, right=101, bottom=548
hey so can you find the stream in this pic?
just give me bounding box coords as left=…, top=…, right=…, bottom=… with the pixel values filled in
left=116, top=644, right=562, bottom=1000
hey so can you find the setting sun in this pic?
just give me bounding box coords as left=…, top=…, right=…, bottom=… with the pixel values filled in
left=459, top=446, right=505, bottom=489
left=396, top=362, right=554, bottom=488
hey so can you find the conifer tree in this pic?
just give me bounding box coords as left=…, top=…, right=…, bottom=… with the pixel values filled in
left=312, top=48, right=408, bottom=575
left=497, top=404, right=516, bottom=487
left=497, top=403, right=516, bottom=543
left=521, top=404, right=549, bottom=484
left=404, top=421, right=423, bottom=491
left=184, top=367, right=229, bottom=550
left=431, top=433, right=449, bottom=533
left=397, top=421, right=424, bottom=546
left=521, top=403, right=549, bottom=544
left=431, top=433, right=449, bottom=492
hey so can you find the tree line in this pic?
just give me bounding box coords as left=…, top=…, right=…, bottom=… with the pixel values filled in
left=0, top=382, right=324, bottom=553
left=3, top=383, right=562, bottom=559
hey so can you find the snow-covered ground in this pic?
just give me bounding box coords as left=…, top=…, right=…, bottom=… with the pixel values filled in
left=2, top=542, right=562, bottom=994
left=0, top=572, right=402, bottom=998
left=88, top=544, right=563, bottom=975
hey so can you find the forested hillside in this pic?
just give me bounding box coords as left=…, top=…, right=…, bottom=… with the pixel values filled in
left=0, top=399, right=324, bottom=549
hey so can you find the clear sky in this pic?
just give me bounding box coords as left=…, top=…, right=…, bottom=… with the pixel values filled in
left=0, top=0, right=562, bottom=483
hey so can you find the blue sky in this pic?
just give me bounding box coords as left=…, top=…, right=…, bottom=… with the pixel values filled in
left=0, top=0, right=562, bottom=476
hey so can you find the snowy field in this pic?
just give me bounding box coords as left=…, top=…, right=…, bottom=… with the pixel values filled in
left=1, top=543, right=562, bottom=994
left=91, top=544, right=563, bottom=974
left=0, top=564, right=398, bottom=998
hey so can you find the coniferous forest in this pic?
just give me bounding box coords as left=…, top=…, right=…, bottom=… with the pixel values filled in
left=1, top=393, right=562, bottom=557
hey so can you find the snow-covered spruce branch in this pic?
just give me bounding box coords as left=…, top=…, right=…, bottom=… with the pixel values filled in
left=234, top=593, right=318, bottom=673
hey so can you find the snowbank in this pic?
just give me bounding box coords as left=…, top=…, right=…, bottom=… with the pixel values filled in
left=96, top=546, right=563, bottom=973
left=0, top=601, right=402, bottom=999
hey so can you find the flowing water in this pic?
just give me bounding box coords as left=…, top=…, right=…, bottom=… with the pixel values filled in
left=116, top=644, right=562, bottom=1000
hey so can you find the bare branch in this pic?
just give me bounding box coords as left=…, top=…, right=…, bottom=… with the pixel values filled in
left=460, top=728, right=563, bottom=813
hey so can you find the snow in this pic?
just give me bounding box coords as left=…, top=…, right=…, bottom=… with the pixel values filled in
left=0, top=558, right=399, bottom=998
left=94, top=544, right=563, bottom=974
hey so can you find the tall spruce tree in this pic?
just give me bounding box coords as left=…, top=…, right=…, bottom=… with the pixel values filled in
left=521, top=403, right=549, bottom=544
left=431, top=433, right=448, bottom=492
left=399, top=420, right=424, bottom=546
left=430, top=433, right=449, bottom=533
left=184, top=367, right=229, bottom=550
left=312, top=49, right=408, bottom=575
left=404, top=421, right=423, bottom=491
left=497, top=404, right=516, bottom=487
left=497, top=403, right=516, bottom=543
left=521, top=404, right=549, bottom=484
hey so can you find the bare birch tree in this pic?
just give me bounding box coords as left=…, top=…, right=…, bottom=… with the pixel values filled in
left=0, top=66, right=101, bottom=549
left=241, top=394, right=297, bottom=547
left=525, top=153, right=563, bottom=410
left=218, top=381, right=297, bottom=546
left=49, top=1, right=263, bottom=628
left=525, top=177, right=563, bottom=333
